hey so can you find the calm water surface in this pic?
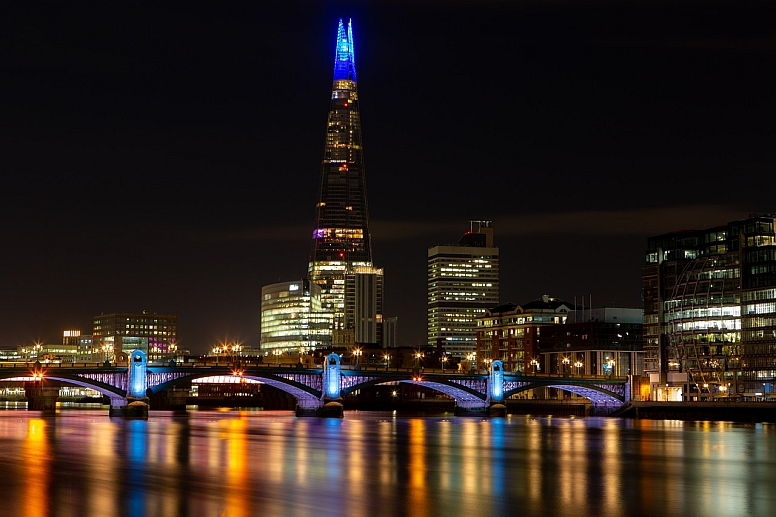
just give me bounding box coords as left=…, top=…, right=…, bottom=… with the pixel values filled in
left=0, top=409, right=774, bottom=517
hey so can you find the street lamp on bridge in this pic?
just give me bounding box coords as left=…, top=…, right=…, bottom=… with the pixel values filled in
left=574, top=360, right=583, bottom=376
left=383, top=353, right=390, bottom=371
left=414, top=351, right=424, bottom=369
left=352, top=347, right=363, bottom=368
left=530, top=358, right=539, bottom=375
left=562, top=356, right=570, bottom=376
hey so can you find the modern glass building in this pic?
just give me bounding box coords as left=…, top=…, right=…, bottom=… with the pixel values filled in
left=643, top=214, right=776, bottom=401
left=428, top=220, right=499, bottom=357
left=308, top=19, right=373, bottom=331
left=260, top=279, right=332, bottom=353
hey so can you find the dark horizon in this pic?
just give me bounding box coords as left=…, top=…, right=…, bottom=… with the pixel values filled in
left=2, top=1, right=774, bottom=352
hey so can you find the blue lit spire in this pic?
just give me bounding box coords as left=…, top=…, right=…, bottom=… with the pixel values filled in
left=333, top=18, right=356, bottom=82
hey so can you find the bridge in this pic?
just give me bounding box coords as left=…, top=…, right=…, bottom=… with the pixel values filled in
left=1, top=351, right=630, bottom=417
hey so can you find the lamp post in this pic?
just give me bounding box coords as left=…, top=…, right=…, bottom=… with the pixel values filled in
left=562, top=357, right=570, bottom=376
left=574, top=360, right=583, bottom=377
left=272, top=348, right=282, bottom=365
left=352, top=347, right=362, bottom=368
left=414, top=351, right=424, bottom=369
left=383, top=353, right=390, bottom=371
left=530, top=358, right=539, bottom=375
left=441, top=355, right=448, bottom=373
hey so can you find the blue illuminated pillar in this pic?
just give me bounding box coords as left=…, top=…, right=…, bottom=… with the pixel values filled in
left=488, top=360, right=504, bottom=403
left=322, top=353, right=341, bottom=400
left=128, top=350, right=148, bottom=399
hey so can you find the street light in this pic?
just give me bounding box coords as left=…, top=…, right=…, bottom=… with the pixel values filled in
left=562, top=356, right=570, bottom=376
left=352, top=347, right=363, bottom=367
left=414, top=351, right=424, bottom=368
left=383, top=353, right=390, bottom=371
left=441, top=355, right=448, bottom=373
left=272, top=348, right=282, bottom=365
left=530, top=358, right=539, bottom=375
left=574, top=360, right=583, bottom=376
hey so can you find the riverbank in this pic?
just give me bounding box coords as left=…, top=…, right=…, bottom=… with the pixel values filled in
left=613, top=401, right=776, bottom=423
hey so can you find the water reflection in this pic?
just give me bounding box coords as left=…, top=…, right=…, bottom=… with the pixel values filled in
left=0, top=411, right=775, bottom=517
left=23, top=418, right=50, bottom=517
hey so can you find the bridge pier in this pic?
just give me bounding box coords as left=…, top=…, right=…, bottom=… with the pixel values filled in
left=24, top=382, right=59, bottom=411
left=109, top=397, right=149, bottom=418
left=295, top=397, right=343, bottom=418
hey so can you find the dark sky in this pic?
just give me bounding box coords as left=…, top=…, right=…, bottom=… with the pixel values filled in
left=2, top=1, right=774, bottom=353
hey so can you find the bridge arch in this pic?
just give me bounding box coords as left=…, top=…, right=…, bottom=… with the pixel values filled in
left=505, top=381, right=626, bottom=405
left=341, top=376, right=487, bottom=408
left=145, top=370, right=324, bottom=410
left=0, top=372, right=129, bottom=406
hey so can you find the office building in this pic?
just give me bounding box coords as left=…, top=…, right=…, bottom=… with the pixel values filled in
left=308, top=19, right=378, bottom=332
left=428, top=220, right=499, bottom=357
left=539, top=308, right=644, bottom=377
left=344, top=266, right=383, bottom=346
left=643, top=213, right=776, bottom=400
left=93, top=311, right=177, bottom=362
left=260, top=279, right=332, bottom=353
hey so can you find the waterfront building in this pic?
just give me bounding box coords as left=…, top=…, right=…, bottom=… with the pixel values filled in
left=428, top=220, right=499, bottom=357
left=63, top=330, right=96, bottom=362
left=643, top=213, right=776, bottom=401
left=539, top=308, right=644, bottom=378
left=260, top=279, right=332, bottom=353
left=92, top=311, right=177, bottom=362
left=475, top=295, right=571, bottom=372
left=308, top=19, right=382, bottom=335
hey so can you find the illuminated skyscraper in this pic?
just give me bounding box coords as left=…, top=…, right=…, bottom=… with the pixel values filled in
left=309, top=19, right=374, bottom=330
left=428, top=220, right=500, bottom=357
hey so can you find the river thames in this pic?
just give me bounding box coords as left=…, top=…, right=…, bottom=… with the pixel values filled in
left=0, top=409, right=774, bottom=517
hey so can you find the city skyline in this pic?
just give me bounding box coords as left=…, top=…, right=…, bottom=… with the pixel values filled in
left=3, top=2, right=774, bottom=352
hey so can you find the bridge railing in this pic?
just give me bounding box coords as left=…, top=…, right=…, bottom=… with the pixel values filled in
left=0, top=362, right=109, bottom=368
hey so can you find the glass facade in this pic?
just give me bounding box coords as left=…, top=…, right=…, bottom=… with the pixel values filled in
left=309, top=19, right=373, bottom=330
left=643, top=214, right=776, bottom=400
left=260, top=279, right=332, bottom=353
left=428, top=221, right=499, bottom=357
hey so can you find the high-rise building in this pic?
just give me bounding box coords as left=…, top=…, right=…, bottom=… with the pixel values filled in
left=643, top=213, right=776, bottom=401
left=260, top=279, right=332, bottom=353
left=93, top=311, right=177, bottom=362
left=308, top=19, right=378, bottom=334
left=344, top=266, right=383, bottom=345
left=428, top=220, right=500, bottom=357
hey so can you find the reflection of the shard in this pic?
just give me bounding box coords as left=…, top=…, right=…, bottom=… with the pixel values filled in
left=22, top=418, right=49, bottom=517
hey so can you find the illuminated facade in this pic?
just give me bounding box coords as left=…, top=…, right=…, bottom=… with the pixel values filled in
left=643, top=214, right=776, bottom=400
left=308, top=19, right=374, bottom=330
left=475, top=295, right=571, bottom=372
left=92, top=311, right=177, bottom=362
left=428, top=220, right=499, bottom=357
left=344, top=266, right=383, bottom=345
left=260, top=279, right=332, bottom=353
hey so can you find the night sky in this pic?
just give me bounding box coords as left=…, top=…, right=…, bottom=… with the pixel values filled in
left=2, top=1, right=774, bottom=353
